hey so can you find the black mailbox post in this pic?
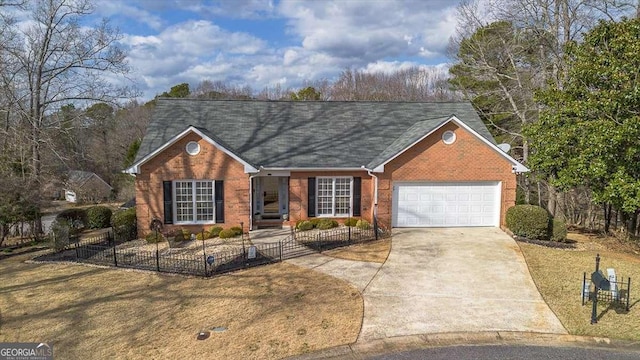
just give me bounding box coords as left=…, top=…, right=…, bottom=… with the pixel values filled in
left=591, top=254, right=608, bottom=324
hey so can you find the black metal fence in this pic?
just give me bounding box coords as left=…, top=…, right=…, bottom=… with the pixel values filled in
left=284, top=225, right=388, bottom=254
left=582, top=271, right=631, bottom=311
left=69, top=237, right=282, bottom=277
left=41, top=223, right=389, bottom=278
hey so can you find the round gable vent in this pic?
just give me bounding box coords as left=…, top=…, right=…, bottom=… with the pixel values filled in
left=186, top=141, right=201, bottom=155
left=442, top=130, right=456, bottom=145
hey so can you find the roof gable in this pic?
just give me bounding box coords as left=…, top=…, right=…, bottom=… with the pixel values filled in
left=67, top=170, right=112, bottom=190
left=369, top=116, right=528, bottom=173
left=126, top=126, right=258, bottom=174
left=129, top=100, right=525, bottom=174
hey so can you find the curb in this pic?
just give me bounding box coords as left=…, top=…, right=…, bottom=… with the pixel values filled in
left=289, top=331, right=640, bottom=359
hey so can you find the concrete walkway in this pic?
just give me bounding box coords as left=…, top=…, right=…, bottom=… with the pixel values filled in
left=249, top=227, right=382, bottom=292
left=286, top=254, right=381, bottom=292
left=359, top=228, right=567, bottom=341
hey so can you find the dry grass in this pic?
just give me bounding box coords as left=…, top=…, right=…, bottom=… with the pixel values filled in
left=0, top=251, right=363, bottom=359
left=519, top=233, right=640, bottom=340
left=323, top=239, right=392, bottom=264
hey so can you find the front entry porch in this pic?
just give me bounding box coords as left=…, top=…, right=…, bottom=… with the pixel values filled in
left=252, top=175, right=289, bottom=229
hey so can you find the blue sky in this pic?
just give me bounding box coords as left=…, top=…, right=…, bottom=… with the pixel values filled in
left=91, top=0, right=461, bottom=100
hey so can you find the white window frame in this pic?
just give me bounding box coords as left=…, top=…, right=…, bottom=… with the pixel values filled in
left=316, top=176, right=353, bottom=217
left=173, top=180, right=216, bottom=224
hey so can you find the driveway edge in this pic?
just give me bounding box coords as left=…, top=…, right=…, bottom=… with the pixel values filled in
left=289, top=331, right=640, bottom=359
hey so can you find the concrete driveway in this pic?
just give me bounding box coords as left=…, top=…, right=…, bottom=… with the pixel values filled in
left=359, top=227, right=567, bottom=341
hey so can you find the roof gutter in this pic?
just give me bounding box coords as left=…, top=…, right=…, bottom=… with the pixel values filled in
left=259, top=167, right=366, bottom=172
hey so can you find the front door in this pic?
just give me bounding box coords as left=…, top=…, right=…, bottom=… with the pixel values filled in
left=262, top=176, right=279, bottom=215
left=253, top=176, right=289, bottom=220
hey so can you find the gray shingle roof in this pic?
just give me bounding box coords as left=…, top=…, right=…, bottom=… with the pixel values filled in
left=67, top=170, right=112, bottom=189
left=134, top=99, right=495, bottom=170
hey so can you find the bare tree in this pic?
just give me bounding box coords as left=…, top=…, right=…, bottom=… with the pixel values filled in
left=192, top=80, right=253, bottom=99
left=329, top=67, right=456, bottom=101
left=0, top=0, right=134, bottom=186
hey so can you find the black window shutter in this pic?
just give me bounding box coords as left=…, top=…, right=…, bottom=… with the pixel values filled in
left=307, top=177, right=316, bottom=217
left=163, top=181, right=173, bottom=224
left=353, top=177, right=361, bottom=217
left=215, top=180, right=224, bottom=223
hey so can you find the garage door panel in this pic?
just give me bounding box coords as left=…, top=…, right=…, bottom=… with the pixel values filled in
left=394, top=182, right=500, bottom=227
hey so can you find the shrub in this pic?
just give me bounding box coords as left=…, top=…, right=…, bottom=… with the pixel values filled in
left=297, top=220, right=314, bottom=231
left=172, top=229, right=187, bottom=242
left=181, top=228, right=193, bottom=240
left=145, top=232, right=165, bottom=244
left=86, top=206, right=112, bottom=229
left=551, top=218, right=567, bottom=242
left=219, top=229, right=236, bottom=239
left=230, top=226, right=243, bottom=236
left=317, top=218, right=339, bottom=230
left=309, top=218, right=322, bottom=228
left=208, top=226, right=223, bottom=238
left=195, top=230, right=211, bottom=240
left=344, top=218, right=359, bottom=227
left=49, top=219, right=71, bottom=251
left=506, top=205, right=551, bottom=240
left=356, top=219, right=371, bottom=230
left=56, top=208, right=88, bottom=233
left=111, top=208, right=136, bottom=240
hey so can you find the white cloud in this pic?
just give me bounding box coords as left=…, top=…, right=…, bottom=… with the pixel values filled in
left=186, top=0, right=277, bottom=19
left=113, top=0, right=461, bottom=100
left=95, top=1, right=164, bottom=30
left=121, top=20, right=269, bottom=96
left=278, top=0, right=458, bottom=63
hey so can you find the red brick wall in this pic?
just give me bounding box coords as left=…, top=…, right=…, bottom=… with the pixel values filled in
left=135, top=132, right=250, bottom=237
left=378, top=122, right=517, bottom=227
left=288, top=171, right=374, bottom=225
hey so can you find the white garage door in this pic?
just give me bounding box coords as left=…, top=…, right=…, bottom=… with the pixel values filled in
left=393, top=182, right=501, bottom=227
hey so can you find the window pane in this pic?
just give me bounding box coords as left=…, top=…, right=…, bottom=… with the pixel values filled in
left=317, top=178, right=333, bottom=215
left=334, top=178, right=351, bottom=215
left=175, top=181, right=193, bottom=222
left=195, top=181, right=214, bottom=221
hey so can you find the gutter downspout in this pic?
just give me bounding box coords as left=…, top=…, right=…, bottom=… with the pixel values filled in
left=249, top=174, right=257, bottom=231
left=362, top=166, right=379, bottom=219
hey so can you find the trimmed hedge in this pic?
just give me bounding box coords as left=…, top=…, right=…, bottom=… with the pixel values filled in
left=56, top=208, right=88, bottom=232
left=356, top=219, right=371, bottom=230
left=317, top=219, right=338, bottom=230
left=551, top=218, right=567, bottom=242
left=195, top=230, right=211, bottom=240
left=111, top=208, right=136, bottom=240
left=506, top=205, right=550, bottom=240
left=208, top=226, right=223, bottom=238
left=219, top=229, right=236, bottom=239
left=145, top=232, right=165, bottom=243
left=86, top=206, right=112, bottom=229
left=230, top=226, right=243, bottom=236
left=297, top=220, right=313, bottom=231
left=344, top=218, right=359, bottom=227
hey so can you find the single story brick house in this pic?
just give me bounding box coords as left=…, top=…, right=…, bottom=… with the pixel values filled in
left=126, top=99, right=528, bottom=237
